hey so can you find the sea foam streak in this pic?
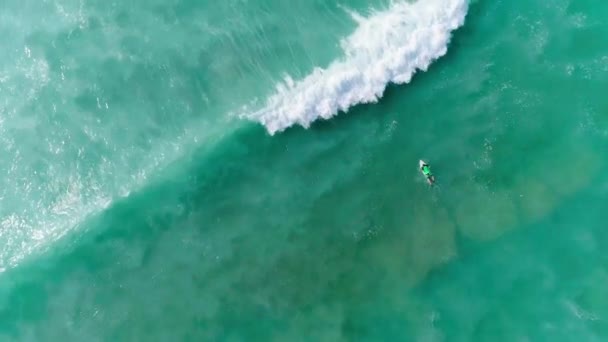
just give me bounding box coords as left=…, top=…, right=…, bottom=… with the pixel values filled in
left=247, top=0, right=468, bottom=134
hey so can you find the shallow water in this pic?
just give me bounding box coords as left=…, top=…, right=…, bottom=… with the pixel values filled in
left=0, top=0, right=607, bottom=340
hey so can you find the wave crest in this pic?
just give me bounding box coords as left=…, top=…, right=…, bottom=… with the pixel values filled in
left=247, top=0, right=468, bottom=134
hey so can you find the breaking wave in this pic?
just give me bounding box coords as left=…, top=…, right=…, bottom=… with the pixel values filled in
left=247, top=0, right=468, bottom=134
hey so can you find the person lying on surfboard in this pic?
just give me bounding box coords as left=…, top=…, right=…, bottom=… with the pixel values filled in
left=419, top=160, right=435, bottom=185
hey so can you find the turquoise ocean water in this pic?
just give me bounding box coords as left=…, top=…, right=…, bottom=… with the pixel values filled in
left=1, top=0, right=607, bottom=340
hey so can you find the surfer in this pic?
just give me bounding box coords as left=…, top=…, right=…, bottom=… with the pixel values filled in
left=419, top=160, right=435, bottom=185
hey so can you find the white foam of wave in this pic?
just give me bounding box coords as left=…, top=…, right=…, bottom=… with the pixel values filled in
left=0, top=0, right=224, bottom=273
left=246, top=0, right=468, bottom=134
